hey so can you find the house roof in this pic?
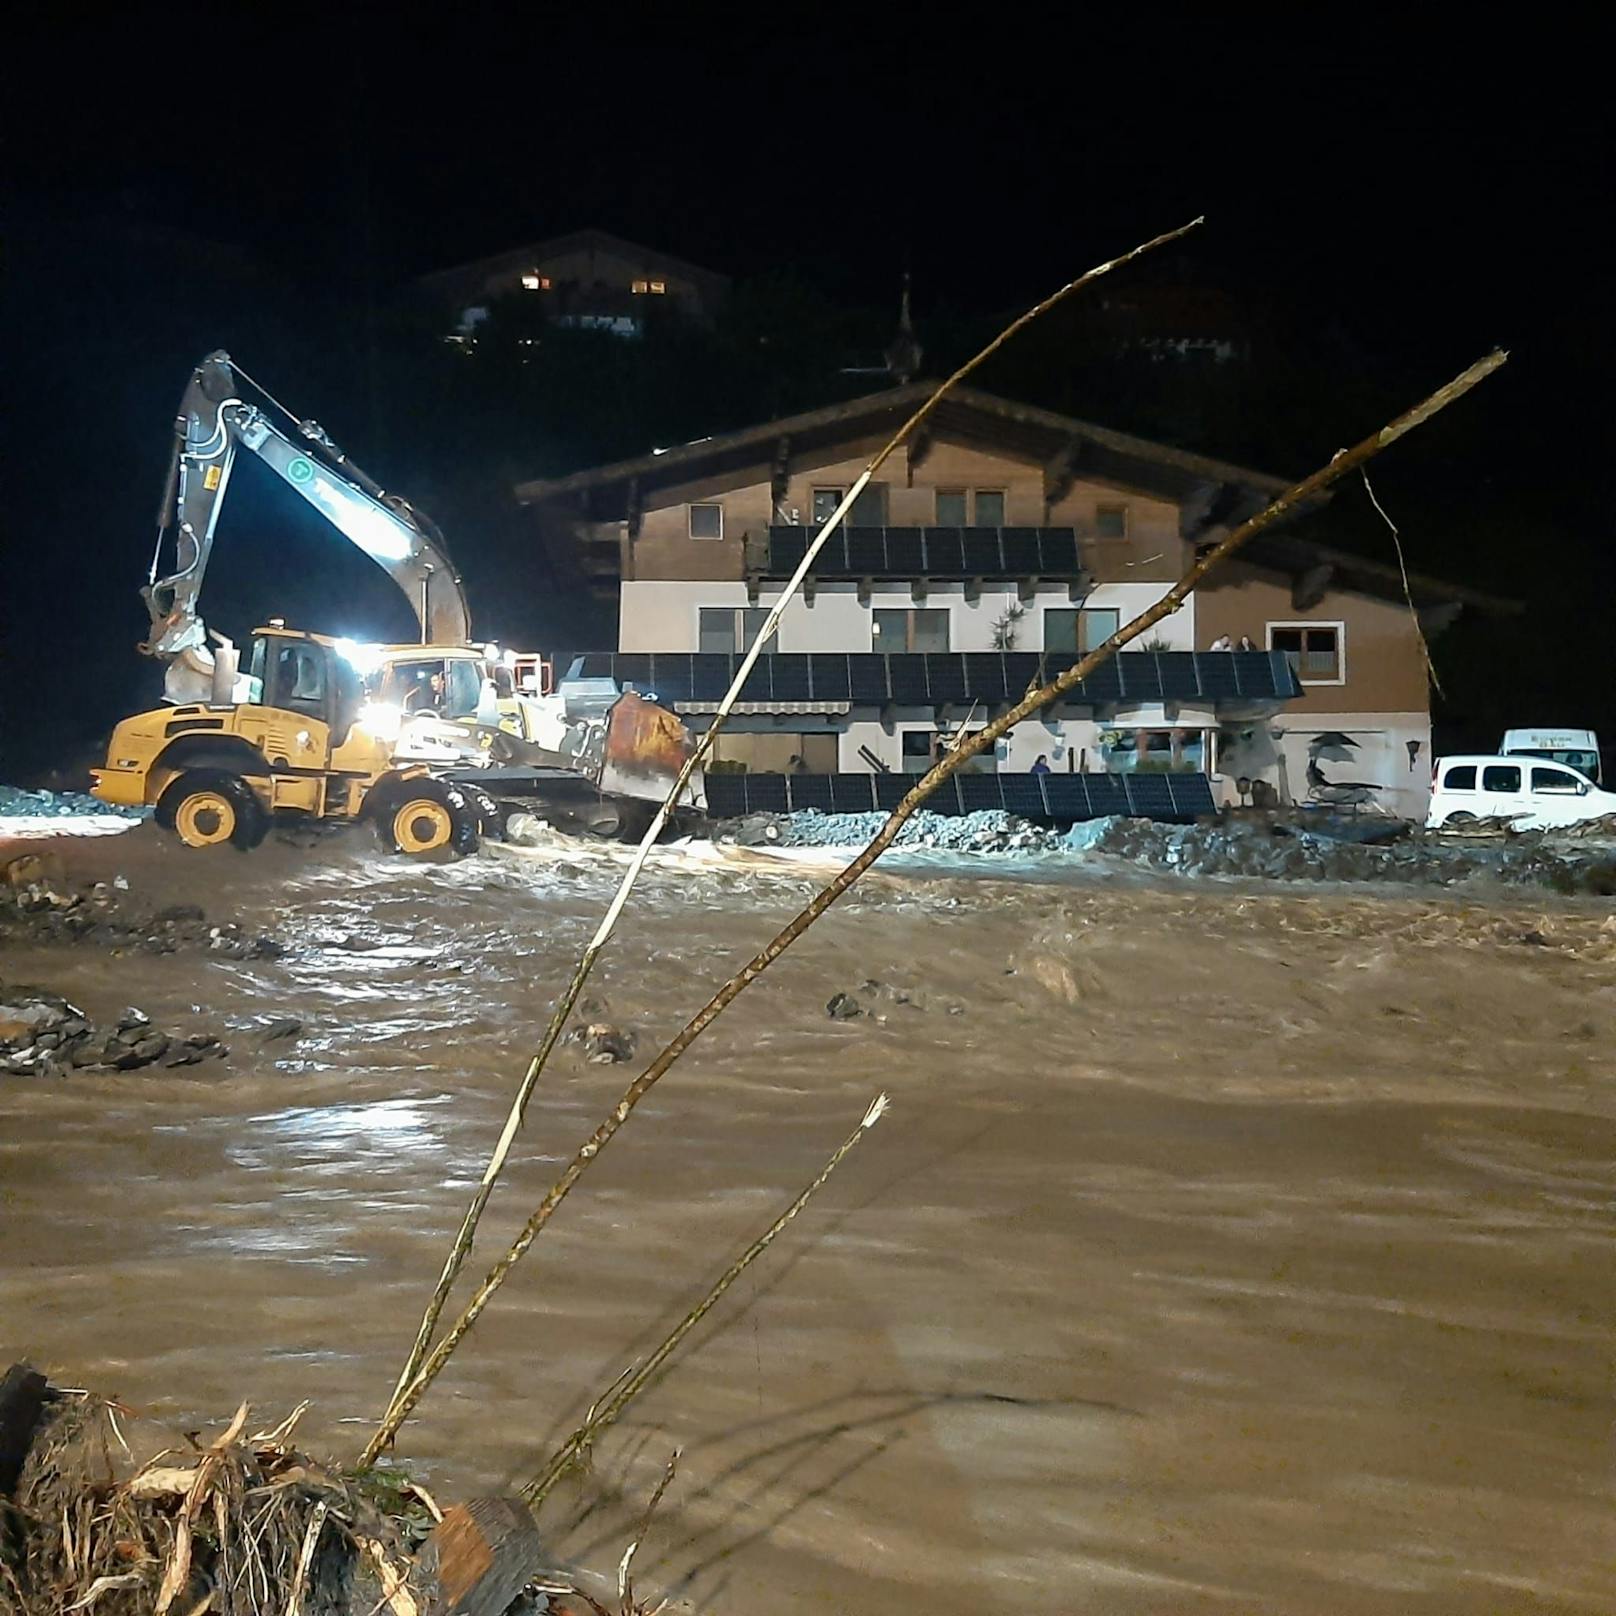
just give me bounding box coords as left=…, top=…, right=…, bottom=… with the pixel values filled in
left=419, top=228, right=730, bottom=300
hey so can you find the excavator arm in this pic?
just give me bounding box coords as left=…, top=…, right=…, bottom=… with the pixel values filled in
left=143, top=352, right=469, bottom=701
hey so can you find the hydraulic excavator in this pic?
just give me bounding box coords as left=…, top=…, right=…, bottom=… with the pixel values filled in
left=91, top=352, right=703, bottom=852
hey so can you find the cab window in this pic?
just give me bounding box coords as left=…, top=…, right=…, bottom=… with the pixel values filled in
left=1442, top=765, right=1476, bottom=791
left=1481, top=764, right=1521, bottom=793
left=1531, top=766, right=1583, bottom=794
left=446, top=660, right=480, bottom=718
left=272, top=642, right=328, bottom=719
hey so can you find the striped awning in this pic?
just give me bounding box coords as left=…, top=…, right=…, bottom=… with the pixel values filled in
left=676, top=700, right=851, bottom=716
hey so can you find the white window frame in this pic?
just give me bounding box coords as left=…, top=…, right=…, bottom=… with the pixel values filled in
left=872, top=606, right=951, bottom=653
left=811, top=487, right=845, bottom=526
left=1267, top=619, right=1346, bottom=686
left=1094, top=502, right=1130, bottom=541
left=688, top=503, right=724, bottom=541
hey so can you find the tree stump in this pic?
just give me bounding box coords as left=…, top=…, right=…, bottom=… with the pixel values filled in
left=414, top=1495, right=547, bottom=1616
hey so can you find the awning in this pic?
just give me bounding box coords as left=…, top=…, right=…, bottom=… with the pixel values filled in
left=676, top=700, right=851, bottom=716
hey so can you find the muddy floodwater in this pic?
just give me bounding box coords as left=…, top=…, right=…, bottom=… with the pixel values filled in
left=2, top=827, right=1613, bottom=1613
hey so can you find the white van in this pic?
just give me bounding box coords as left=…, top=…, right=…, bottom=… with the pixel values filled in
left=1500, top=728, right=1601, bottom=784
left=1427, top=755, right=1616, bottom=831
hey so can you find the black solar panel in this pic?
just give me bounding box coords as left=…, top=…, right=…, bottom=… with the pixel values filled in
left=744, top=774, right=788, bottom=813
left=1000, top=528, right=1042, bottom=574
left=613, top=654, right=652, bottom=689
left=1229, top=650, right=1282, bottom=697
left=961, top=529, right=1003, bottom=573
left=962, top=653, right=1009, bottom=702
left=1193, top=652, right=1242, bottom=698
left=1002, top=653, right=1041, bottom=698
left=958, top=774, right=1005, bottom=813
left=928, top=775, right=966, bottom=814
left=787, top=775, right=835, bottom=812
left=887, top=655, right=929, bottom=704
left=568, top=652, right=613, bottom=680
left=703, top=776, right=746, bottom=818
left=1084, top=775, right=1130, bottom=817
left=690, top=654, right=733, bottom=700
left=844, top=527, right=887, bottom=574
left=808, top=653, right=851, bottom=702
left=738, top=658, right=772, bottom=701
left=810, top=528, right=849, bottom=572
left=830, top=774, right=876, bottom=813
left=885, top=528, right=926, bottom=574
left=1074, top=656, right=1122, bottom=701
left=848, top=655, right=890, bottom=704
left=874, top=772, right=910, bottom=810
left=1000, top=773, right=1048, bottom=818
left=1115, top=652, right=1163, bottom=703
left=1040, top=776, right=1090, bottom=820
left=924, top=528, right=966, bottom=574
left=1039, top=529, right=1081, bottom=570
left=1156, top=653, right=1200, bottom=700
left=769, top=656, right=812, bottom=701
left=768, top=528, right=809, bottom=572
left=1123, top=774, right=1175, bottom=818
left=926, top=654, right=969, bottom=703
left=647, top=654, right=693, bottom=702
left=1166, top=773, right=1216, bottom=820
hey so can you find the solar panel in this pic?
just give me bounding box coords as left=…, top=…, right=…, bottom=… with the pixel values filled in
left=926, top=654, right=969, bottom=703
left=1166, top=774, right=1216, bottom=820
left=1115, top=652, right=1163, bottom=703
left=770, top=656, right=812, bottom=700
left=962, top=653, right=1009, bottom=702
left=1000, top=528, right=1042, bottom=574
left=1193, top=652, right=1242, bottom=698
left=703, top=776, right=746, bottom=818
left=1123, top=774, right=1175, bottom=818
left=928, top=775, right=966, bottom=815
left=613, top=654, right=652, bottom=689
left=924, top=528, right=966, bottom=574
left=1039, top=528, right=1081, bottom=571
left=1230, top=649, right=1280, bottom=697
left=690, top=654, right=733, bottom=701
left=768, top=528, right=809, bottom=572
left=567, top=652, right=613, bottom=680
left=848, top=655, right=890, bottom=704
left=787, top=775, right=835, bottom=812
left=744, top=774, right=789, bottom=813
left=808, top=653, right=851, bottom=702
left=811, top=528, right=849, bottom=572
left=830, top=774, right=876, bottom=813
left=1084, top=774, right=1130, bottom=817
left=844, top=527, right=887, bottom=574
left=647, top=654, right=693, bottom=702
left=885, top=528, right=926, bottom=574
left=1000, top=773, right=1050, bottom=819
left=874, top=772, right=910, bottom=810
left=887, top=655, right=929, bottom=705
left=1155, top=653, right=1200, bottom=701
left=1074, top=655, right=1122, bottom=701
left=738, top=658, right=772, bottom=701
left=1002, top=652, right=1041, bottom=698
left=958, top=774, right=1004, bottom=813
left=1041, top=776, right=1090, bottom=820
left=961, top=529, right=1003, bottom=573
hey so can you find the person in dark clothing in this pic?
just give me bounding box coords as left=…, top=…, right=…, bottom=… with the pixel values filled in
left=1030, top=754, right=1052, bottom=776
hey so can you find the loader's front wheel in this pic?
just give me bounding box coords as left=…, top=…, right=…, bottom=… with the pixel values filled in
left=160, top=771, right=265, bottom=851
left=381, top=782, right=480, bottom=856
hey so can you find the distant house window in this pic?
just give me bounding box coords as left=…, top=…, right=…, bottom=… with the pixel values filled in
left=520, top=272, right=552, bottom=291
left=1095, top=504, right=1128, bottom=540
left=631, top=278, right=650, bottom=294
left=935, top=489, right=968, bottom=526
left=973, top=490, right=1006, bottom=527
left=688, top=503, right=724, bottom=540
left=873, top=608, right=950, bottom=653
left=812, top=488, right=844, bottom=525
left=649, top=279, right=667, bottom=294
left=850, top=483, right=888, bottom=525
left=1268, top=622, right=1343, bottom=683
left=1044, top=607, right=1120, bottom=654
left=699, top=607, right=777, bottom=655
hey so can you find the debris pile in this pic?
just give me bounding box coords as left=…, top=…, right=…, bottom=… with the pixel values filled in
left=723, top=807, right=1055, bottom=853
left=0, top=980, right=226, bottom=1076
left=0, top=783, right=145, bottom=821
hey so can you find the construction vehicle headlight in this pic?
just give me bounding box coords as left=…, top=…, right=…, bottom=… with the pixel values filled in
left=334, top=637, right=386, bottom=676
left=360, top=701, right=403, bottom=740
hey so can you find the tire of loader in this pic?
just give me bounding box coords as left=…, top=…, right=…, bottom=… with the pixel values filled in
left=379, top=780, right=480, bottom=857
left=158, top=769, right=267, bottom=851
left=460, top=782, right=504, bottom=839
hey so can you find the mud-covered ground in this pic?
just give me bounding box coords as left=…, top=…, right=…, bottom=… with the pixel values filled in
left=2, top=824, right=1613, bottom=1613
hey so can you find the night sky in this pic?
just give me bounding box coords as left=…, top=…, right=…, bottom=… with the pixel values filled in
left=3, top=11, right=1609, bottom=779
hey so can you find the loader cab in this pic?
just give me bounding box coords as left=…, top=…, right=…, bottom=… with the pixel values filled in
left=245, top=627, right=364, bottom=743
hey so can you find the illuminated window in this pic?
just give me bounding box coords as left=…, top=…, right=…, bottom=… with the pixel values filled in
left=1095, top=503, right=1128, bottom=539
left=649, top=279, right=667, bottom=295
left=520, top=272, right=551, bottom=291
left=688, top=503, right=723, bottom=540
left=1268, top=622, right=1344, bottom=684
left=631, top=278, right=650, bottom=294
left=812, top=488, right=844, bottom=525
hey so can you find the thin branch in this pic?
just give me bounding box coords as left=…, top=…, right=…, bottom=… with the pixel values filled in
left=523, top=1095, right=891, bottom=1510
left=366, top=216, right=1203, bottom=1452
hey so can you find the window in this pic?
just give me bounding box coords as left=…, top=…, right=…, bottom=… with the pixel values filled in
left=873, top=608, right=950, bottom=652
left=1044, top=607, right=1120, bottom=654
left=699, top=607, right=777, bottom=656
left=973, top=489, right=1005, bottom=527
left=1482, top=765, right=1521, bottom=793
left=850, top=483, right=888, bottom=526
left=1099, top=727, right=1207, bottom=773
left=272, top=641, right=327, bottom=718
left=812, top=487, right=844, bottom=525
left=631, top=278, right=650, bottom=294
left=1095, top=504, right=1128, bottom=540
left=1532, top=766, right=1583, bottom=794
left=649, top=279, right=667, bottom=295
left=520, top=272, right=551, bottom=291
left=900, top=730, right=937, bottom=774
left=688, top=503, right=723, bottom=540
left=1268, top=623, right=1343, bottom=684
left=935, top=489, right=967, bottom=526
left=1442, top=765, right=1476, bottom=791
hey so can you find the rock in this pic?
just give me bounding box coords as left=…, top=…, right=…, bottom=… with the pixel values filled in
left=129, top=1033, right=170, bottom=1064
left=581, top=1024, right=634, bottom=1064
left=117, top=1007, right=151, bottom=1032
left=259, top=1017, right=303, bottom=1044
left=825, top=992, right=863, bottom=1020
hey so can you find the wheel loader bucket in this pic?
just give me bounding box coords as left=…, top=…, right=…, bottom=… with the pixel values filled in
left=598, top=691, right=706, bottom=811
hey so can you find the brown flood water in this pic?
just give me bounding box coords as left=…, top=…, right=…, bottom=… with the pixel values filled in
left=2, top=826, right=1614, bottom=1613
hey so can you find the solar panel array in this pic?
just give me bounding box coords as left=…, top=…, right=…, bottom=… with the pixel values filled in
left=764, top=525, right=1083, bottom=578
left=703, top=771, right=1216, bottom=824
left=558, top=650, right=1301, bottom=706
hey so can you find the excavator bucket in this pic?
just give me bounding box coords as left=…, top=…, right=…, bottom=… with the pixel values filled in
left=598, top=691, right=706, bottom=812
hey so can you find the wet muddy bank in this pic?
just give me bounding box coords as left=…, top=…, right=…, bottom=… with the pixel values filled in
left=2, top=826, right=1613, bottom=1612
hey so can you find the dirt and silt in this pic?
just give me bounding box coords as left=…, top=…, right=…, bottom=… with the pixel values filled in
left=2, top=824, right=1612, bottom=1614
